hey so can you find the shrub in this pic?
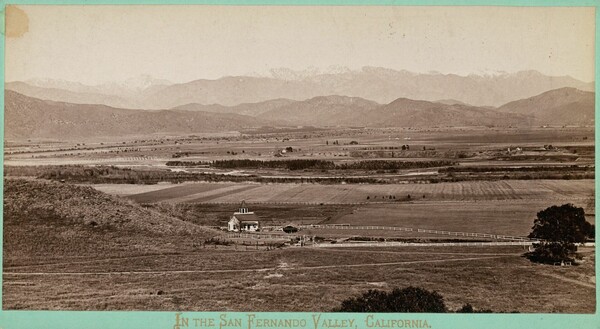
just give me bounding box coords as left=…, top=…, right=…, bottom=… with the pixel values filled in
left=334, top=287, right=447, bottom=313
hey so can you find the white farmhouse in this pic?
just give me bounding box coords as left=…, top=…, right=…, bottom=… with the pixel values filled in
left=227, top=201, right=260, bottom=232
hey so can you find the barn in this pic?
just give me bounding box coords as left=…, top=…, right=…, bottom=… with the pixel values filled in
left=227, top=201, right=260, bottom=232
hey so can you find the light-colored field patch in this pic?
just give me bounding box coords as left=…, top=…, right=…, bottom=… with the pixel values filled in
left=92, top=183, right=179, bottom=196
left=126, top=183, right=236, bottom=203
left=169, top=185, right=260, bottom=203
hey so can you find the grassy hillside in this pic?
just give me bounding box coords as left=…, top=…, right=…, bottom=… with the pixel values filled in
left=3, top=178, right=219, bottom=261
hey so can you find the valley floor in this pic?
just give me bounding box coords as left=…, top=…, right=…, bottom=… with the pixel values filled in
left=4, top=245, right=595, bottom=312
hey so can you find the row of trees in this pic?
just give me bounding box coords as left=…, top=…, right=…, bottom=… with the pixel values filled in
left=337, top=160, right=452, bottom=170
left=7, top=165, right=384, bottom=185
left=205, top=159, right=454, bottom=171
left=212, top=159, right=335, bottom=170
left=440, top=165, right=593, bottom=173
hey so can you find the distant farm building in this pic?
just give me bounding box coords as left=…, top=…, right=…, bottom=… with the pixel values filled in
left=227, top=201, right=260, bottom=232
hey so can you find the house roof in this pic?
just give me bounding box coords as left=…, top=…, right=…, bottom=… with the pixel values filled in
left=232, top=213, right=259, bottom=221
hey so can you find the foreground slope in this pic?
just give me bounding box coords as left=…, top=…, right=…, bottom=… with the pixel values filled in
left=3, top=178, right=218, bottom=259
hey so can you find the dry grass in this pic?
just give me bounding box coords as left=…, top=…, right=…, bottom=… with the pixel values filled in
left=4, top=246, right=595, bottom=313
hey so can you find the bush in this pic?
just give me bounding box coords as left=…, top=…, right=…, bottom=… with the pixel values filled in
left=526, top=241, right=577, bottom=264
left=334, top=287, right=447, bottom=313
left=283, top=226, right=299, bottom=234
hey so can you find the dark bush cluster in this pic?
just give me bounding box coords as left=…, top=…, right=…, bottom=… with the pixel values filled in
left=334, top=286, right=498, bottom=313
left=212, top=159, right=336, bottom=171
left=334, top=287, right=447, bottom=313
left=336, top=160, right=453, bottom=170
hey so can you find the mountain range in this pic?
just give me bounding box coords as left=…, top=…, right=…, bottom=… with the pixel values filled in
left=4, top=87, right=594, bottom=140
left=4, top=90, right=269, bottom=140
left=6, top=67, right=594, bottom=109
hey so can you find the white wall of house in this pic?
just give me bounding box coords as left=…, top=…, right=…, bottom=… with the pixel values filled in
left=228, top=217, right=240, bottom=232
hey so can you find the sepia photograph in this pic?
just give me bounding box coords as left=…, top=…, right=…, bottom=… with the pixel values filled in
left=2, top=4, right=596, bottom=315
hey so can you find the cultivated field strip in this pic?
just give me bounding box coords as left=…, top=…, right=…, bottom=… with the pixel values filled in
left=182, top=185, right=262, bottom=203
left=88, top=183, right=175, bottom=196
left=128, top=183, right=235, bottom=203
left=110, top=179, right=594, bottom=204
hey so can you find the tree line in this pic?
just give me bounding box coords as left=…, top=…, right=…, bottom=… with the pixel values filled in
left=166, top=159, right=455, bottom=171
left=4, top=165, right=383, bottom=185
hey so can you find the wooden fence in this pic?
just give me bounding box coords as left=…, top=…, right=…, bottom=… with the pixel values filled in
left=313, top=241, right=538, bottom=248
left=297, top=224, right=532, bottom=241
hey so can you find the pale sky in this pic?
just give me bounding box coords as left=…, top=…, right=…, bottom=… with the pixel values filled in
left=5, top=5, right=596, bottom=85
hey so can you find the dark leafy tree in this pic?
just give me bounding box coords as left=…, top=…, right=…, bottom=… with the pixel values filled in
left=529, top=204, right=594, bottom=242
left=527, top=204, right=594, bottom=264
left=334, top=287, right=447, bottom=313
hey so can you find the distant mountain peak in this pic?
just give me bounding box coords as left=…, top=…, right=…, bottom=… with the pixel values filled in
left=267, top=65, right=353, bottom=80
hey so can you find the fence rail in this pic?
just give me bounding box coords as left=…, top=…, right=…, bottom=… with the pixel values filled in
left=226, top=233, right=293, bottom=240
left=297, top=224, right=532, bottom=241
left=314, top=241, right=539, bottom=248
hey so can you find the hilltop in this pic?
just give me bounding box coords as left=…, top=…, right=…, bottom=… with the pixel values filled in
left=497, top=87, right=594, bottom=125
left=4, top=178, right=219, bottom=259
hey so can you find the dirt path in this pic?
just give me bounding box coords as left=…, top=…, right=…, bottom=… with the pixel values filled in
left=538, top=272, right=595, bottom=289
left=4, top=255, right=517, bottom=276
left=4, top=253, right=179, bottom=269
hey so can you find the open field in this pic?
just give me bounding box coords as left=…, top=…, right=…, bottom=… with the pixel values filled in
left=4, top=127, right=594, bottom=171
left=323, top=200, right=595, bottom=237
left=4, top=126, right=596, bottom=312
left=91, top=179, right=595, bottom=205
left=3, top=246, right=595, bottom=312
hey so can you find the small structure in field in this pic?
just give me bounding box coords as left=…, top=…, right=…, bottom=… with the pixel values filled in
left=227, top=201, right=260, bottom=232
